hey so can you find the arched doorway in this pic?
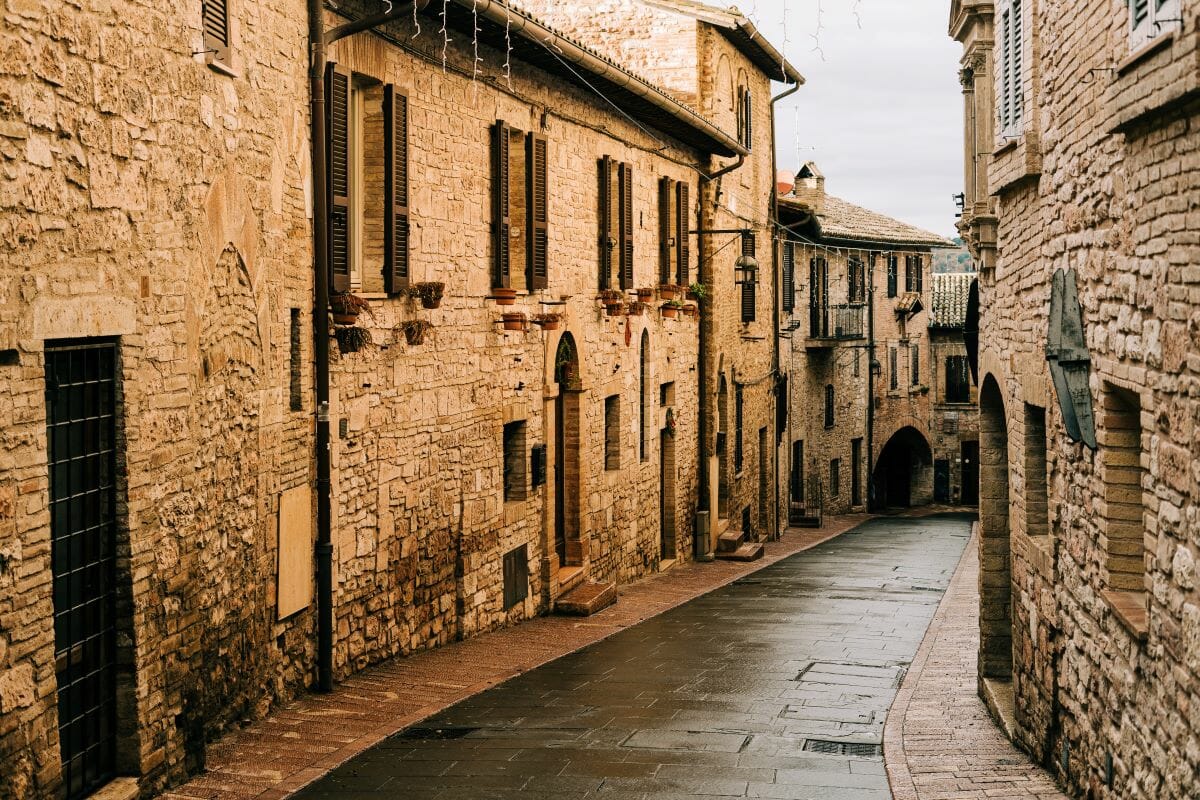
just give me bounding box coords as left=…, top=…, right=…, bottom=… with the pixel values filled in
left=553, top=334, right=582, bottom=568
left=872, top=426, right=933, bottom=507
left=978, top=375, right=1011, bottom=680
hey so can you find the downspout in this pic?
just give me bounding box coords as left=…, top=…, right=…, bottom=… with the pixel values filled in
left=770, top=81, right=799, bottom=538
left=309, top=0, right=424, bottom=694
left=695, top=193, right=711, bottom=560
left=866, top=260, right=876, bottom=512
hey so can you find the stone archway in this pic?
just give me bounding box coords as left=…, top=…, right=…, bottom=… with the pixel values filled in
left=873, top=425, right=934, bottom=508
left=552, top=333, right=583, bottom=568
left=978, top=374, right=1012, bottom=680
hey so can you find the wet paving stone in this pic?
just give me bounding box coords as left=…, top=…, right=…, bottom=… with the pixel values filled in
left=292, top=513, right=972, bottom=799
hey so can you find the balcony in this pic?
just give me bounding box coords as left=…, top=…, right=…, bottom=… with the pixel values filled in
left=807, top=303, right=865, bottom=348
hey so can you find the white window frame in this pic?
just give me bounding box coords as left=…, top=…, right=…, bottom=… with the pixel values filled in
left=996, top=0, right=1024, bottom=140
left=1130, top=0, right=1181, bottom=52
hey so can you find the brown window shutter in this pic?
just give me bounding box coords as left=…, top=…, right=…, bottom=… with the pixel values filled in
left=916, top=255, right=924, bottom=293
left=782, top=241, right=795, bottom=314
left=491, top=120, right=511, bottom=288
left=326, top=62, right=351, bottom=294
left=658, top=177, right=674, bottom=285
left=740, top=234, right=756, bottom=323
left=676, top=181, right=690, bottom=286
left=526, top=133, right=548, bottom=290
left=619, top=162, right=634, bottom=290
left=383, top=85, right=409, bottom=296
left=202, top=0, right=230, bottom=64
left=744, top=89, right=752, bottom=147
left=598, top=156, right=613, bottom=289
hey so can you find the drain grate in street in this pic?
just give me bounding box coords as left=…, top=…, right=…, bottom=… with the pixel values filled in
left=396, top=726, right=479, bottom=740
left=802, top=739, right=882, bottom=758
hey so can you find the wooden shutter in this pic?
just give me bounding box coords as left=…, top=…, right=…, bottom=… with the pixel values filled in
left=202, top=0, right=230, bottom=64
left=326, top=62, right=351, bottom=293
left=781, top=241, right=795, bottom=314
left=619, top=162, right=634, bottom=290
left=743, top=89, right=752, bottom=147
left=383, top=85, right=409, bottom=295
left=527, top=133, right=548, bottom=290
left=911, top=344, right=920, bottom=385
left=491, top=121, right=511, bottom=288
left=887, top=256, right=897, bottom=297
left=676, top=181, right=690, bottom=285
left=740, top=232, right=756, bottom=323
left=598, top=156, right=613, bottom=289
left=915, top=255, right=924, bottom=293
left=658, top=177, right=674, bottom=284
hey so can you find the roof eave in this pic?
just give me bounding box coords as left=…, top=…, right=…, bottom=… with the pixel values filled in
left=720, top=20, right=805, bottom=84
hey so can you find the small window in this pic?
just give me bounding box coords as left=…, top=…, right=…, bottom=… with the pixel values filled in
left=503, top=421, right=527, bottom=501
left=911, top=343, right=920, bottom=386
left=824, top=384, right=834, bottom=428
left=734, top=385, right=744, bottom=471
left=503, top=544, right=529, bottom=609
left=830, top=459, right=840, bottom=498
left=495, top=122, right=549, bottom=292
left=598, top=157, right=632, bottom=290
left=530, top=444, right=547, bottom=488
left=736, top=87, right=753, bottom=148
left=660, top=382, right=675, bottom=406
left=945, top=355, right=970, bottom=403
left=904, top=256, right=924, bottom=293
left=604, top=395, right=621, bottom=470
left=886, top=256, right=898, bottom=298
left=1128, top=0, right=1177, bottom=54
left=848, top=259, right=865, bottom=303
left=289, top=309, right=302, bottom=412
left=889, top=347, right=899, bottom=391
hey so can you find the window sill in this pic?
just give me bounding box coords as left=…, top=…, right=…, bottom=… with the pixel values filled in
left=1107, top=29, right=1197, bottom=135
left=1117, top=30, right=1175, bottom=76
left=990, top=133, right=1042, bottom=195
left=1102, top=589, right=1148, bottom=642
left=207, top=57, right=240, bottom=79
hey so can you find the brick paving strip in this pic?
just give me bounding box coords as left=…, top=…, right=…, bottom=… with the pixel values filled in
left=883, top=527, right=1067, bottom=800
left=161, top=514, right=872, bottom=800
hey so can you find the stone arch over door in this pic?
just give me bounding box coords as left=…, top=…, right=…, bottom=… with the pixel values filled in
left=979, top=373, right=1012, bottom=680
left=873, top=425, right=934, bottom=508
left=552, top=333, right=584, bottom=568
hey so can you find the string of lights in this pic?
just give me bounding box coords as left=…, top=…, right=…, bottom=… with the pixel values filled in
left=440, top=0, right=450, bottom=71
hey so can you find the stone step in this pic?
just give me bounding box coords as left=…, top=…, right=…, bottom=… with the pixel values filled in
left=715, top=542, right=764, bottom=562
left=716, top=529, right=747, bottom=553
left=791, top=516, right=822, bottom=528
left=555, top=581, right=617, bottom=616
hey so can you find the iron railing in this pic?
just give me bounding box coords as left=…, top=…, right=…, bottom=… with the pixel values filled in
left=809, top=302, right=866, bottom=339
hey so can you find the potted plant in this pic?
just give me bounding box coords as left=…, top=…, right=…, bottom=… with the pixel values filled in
left=627, top=301, right=648, bottom=317
left=687, top=282, right=708, bottom=302
left=599, top=289, right=625, bottom=316
left=532, top=312, right=561, bottom=331
left=335, top=326, right=373, bottom=354
left=330, top=292, right=372, bottom=326
left=636, top=287, right=655, bottom=303
left=658, top=283, right=678, bottom=301
left=401, top=319, right=433, bottom=346
left=682, top=302, right=698, bottom=319
left=661, top=299, right=684, bottom=319
left=501, top=312, right=527, bottom=331
left=410, top=281, right=445, bottom=309
left=492, top=287, right=517, bottom=306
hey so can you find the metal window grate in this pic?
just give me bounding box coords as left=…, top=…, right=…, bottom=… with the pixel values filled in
left=803, top=739, right=882, bottom=758
left=46, top=341, right=119, bottom=799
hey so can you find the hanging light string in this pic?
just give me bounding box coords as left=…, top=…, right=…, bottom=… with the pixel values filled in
left=411, top=0, right=421, bottom=38
left=503, top=2, right=512, bottom=88
left=440, top=0, right=450, bottom=71
left=471, top=0, right=482, bottom=99
left=810, top=0, right=826, bottom=61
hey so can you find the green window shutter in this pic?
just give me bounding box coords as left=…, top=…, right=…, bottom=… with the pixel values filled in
left=326, top=62, right=351, bottom=294
left=383, top=85, right=409, bottom=295
left=491, top=120, right=511, bottom=288
left=527, top=133, right=549, bottom=290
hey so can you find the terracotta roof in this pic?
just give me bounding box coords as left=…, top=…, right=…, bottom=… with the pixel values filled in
left=895, top=292, right=924, bottom=316
left=640, top=0, right=805, bottom=84
left=929, top=272, right=975, bottom=329
left=779, top=193, right=954, bottom=248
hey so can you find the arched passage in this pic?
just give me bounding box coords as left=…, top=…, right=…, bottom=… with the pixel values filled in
left=553, top=333, right=583, bottom=568
left=872, top=426, right=933, bottom=508
left=978, top=374, right=1012, bottom=680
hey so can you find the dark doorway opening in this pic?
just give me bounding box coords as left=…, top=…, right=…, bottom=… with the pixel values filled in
left=660, top=426, right=676, bottom=561
left=553, top=334, right=581, bottom=568
left=872, top=426, right=933, bottom=508
left=961, top=440, right=979, bottom=505
left=934, top=459, right=950, bottom=503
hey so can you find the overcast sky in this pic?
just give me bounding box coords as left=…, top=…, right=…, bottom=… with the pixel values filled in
left=744, top=0, right=963, bottom=238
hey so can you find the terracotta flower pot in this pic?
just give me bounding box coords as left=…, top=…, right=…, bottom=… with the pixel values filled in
left=421, top=297, right=442, bottom=310
left=661, top=304, right=679, bottom=319
left=501, top=312, right=526, bottom=331
left=637, top=289, right=654, bottom=302
left=658, top=284, right=678, bottom=301
left=331, top=311, right=358, bottom=326
left=493, top=287, right=517, bottom=306
left=605, top=302, right=624, bottom=317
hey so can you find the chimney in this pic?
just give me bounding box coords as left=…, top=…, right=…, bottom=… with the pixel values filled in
left=793, top=161, right=825, bottom=215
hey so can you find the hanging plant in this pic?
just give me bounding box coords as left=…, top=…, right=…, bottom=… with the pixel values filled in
left=627, top=301, right=648, bottom=317
left=501, top=312, right=527, bottom=331
left=665, top=407, right=677, bottom=438
left=682, top=302, right=699, bottom=319
left=335, top=326, right=373, bottom=354
left=532, top=312, right=561, bottom=331
left=401, top=319, right=433, bottom=346
left=492, top=287, right=517, bottom=306
left=330, top=292, right=373, bottom=326
left=409, top=281, right=445, bottom=309
left=658, top=283, right=679, bottom=300
left=687, top=282, right=708, bottom=302
left=599, top=288, right=625, bottom=316
left=636, top=287, right=655, bottom=303
left=661, top=299, right=684, bottom=319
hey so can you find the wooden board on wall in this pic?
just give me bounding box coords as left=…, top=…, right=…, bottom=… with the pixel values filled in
left=278, top=484, right=314, bottom=619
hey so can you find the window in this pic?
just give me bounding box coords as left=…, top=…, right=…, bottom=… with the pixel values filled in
left=658, top=178, right=691, bottom=285
left=599, top=157, right=633, bottom=290
left=1023, top=405, right=1048, bottom=538
left=886, top=255, right=898, bottom=297
left=289, top=309, right=302, bottom=411
left=996, top=0, right=1024, bottom=138
left=640, top=332, right=649, bottom=462
left=848, top=259, right=865, bottom=303
left=830, top=459, right=840, bottom=497
left=604, top=395, right=621, bottom=470
left=740, top=233, right=756, bottom=323
left=502, top=545, right=529, bottom=609
left=782, top=241, right=796, bottom=314
left=911, top=343, right=920, bottom=386
left=325, top=65, right=409, bottom=295
left=494, top=121, right=548, bottom=292
left=202, top=0, right=231, bottom=65
left=824, top=384, right=834, bottom=428
left=904, top=255, right=924, bottom=293
left=736, top=87, right=753, bottom=148
left=790, top=440, right=804, bottom=503
left=1101, top=386, right=1146, bottom=594
left=734, top=385, right=744, bottom=472
left=1130, top=0, right=1181, bottom=50
left=945, top=355, right=970, bottom=403
left=503, top=421, right=527, bottom=501
left=889, top=347, right=899, bottom=390
left=851, top=438, right=862, bottom=506
left=661, top=381, right=675, bottom=406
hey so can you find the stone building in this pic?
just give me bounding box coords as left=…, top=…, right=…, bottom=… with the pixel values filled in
left=513, top=0, right=804, bottom=557
left=951, top=0, right=1200, bottom=797
left=0, top=0, right=792, bottom=796
left=776, top=166, right=969, bottom=519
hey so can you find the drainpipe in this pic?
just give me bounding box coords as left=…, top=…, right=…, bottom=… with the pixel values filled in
left=309, top=0, right=425, bottom=695
left=866, top=262, right=876, bottom=513
left=695, top=194, right=711, bottom=561
left=770, top=81, right=799, bottom=540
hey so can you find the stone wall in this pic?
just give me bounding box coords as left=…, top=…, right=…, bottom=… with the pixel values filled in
left=952, top=0, right=1200, bottom=796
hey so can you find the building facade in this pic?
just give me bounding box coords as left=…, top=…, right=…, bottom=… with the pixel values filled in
left=0, top=0, right=797, bottom=796
left=776, top=168, right=971, bottom=520
left=951, top=0, right=1200, bottom=796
